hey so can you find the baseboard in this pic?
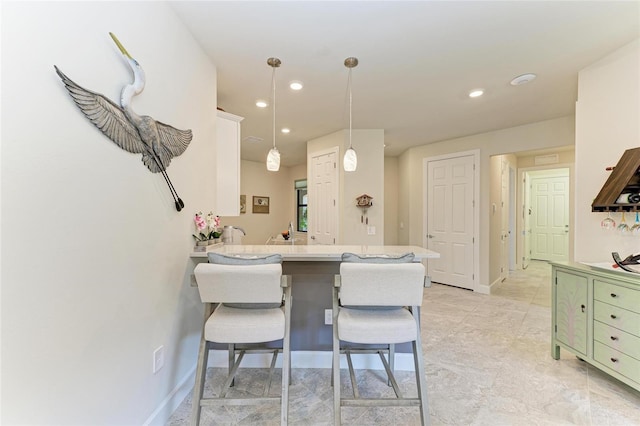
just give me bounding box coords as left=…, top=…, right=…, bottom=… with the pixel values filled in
left=477, top=283, right=491, bottom=294
left=483, top=277, right=501, bottom=295
left=143, top=365, right=196, bottom=426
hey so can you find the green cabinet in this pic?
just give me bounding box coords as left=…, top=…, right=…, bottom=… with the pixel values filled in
left=551, top=262, right=640, bottom=392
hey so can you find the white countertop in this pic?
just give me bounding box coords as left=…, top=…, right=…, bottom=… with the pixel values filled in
left=580, top=261, right=640, bottom=276
left=190, top=244, right=440, bottom=261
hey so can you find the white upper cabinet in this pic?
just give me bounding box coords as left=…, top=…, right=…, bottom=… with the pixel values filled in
left=216, top=110, right=244, bottom=216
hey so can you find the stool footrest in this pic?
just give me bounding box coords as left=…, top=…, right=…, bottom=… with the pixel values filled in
left=201, top=397, right=281, bottom=407
left=341, top=398, right=422, bottom=407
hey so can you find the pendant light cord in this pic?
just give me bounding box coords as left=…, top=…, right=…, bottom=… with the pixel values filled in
left=272, top=66, right=276, bottom=150
left=348, top=67, right=353, bottom=149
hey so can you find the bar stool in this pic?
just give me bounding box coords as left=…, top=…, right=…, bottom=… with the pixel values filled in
left=332, top=257, right=430, bottom=425
left=192, top=253, right=291, bottom=425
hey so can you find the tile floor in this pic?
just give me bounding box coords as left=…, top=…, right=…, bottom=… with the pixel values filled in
left=169, top=261, right=640, bottom=425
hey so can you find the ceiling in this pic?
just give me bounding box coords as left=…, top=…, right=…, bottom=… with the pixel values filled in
left=169, top=1, right=640, bottom=167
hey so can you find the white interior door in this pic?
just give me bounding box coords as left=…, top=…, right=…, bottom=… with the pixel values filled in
left=522, top=173, right=531, bottom=269
left=425, top=154, right=475, bottom=290
left=530, top=174, right=569, bottom=261
left=308, top=147, right=338, bottom=245
left=500, top=160, right=509, bottom=281
left=508, top=166, right=517, bottom=271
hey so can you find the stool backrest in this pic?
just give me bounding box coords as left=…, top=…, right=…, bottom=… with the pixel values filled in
left=194, top=263, right=283, bottom=304
left=339, top=262, right=425, bottom=306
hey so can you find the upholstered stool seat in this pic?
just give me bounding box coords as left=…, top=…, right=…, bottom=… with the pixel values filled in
left=205, top=304, right=285, bottom=343
left=337, top=307, right=417, bottom=344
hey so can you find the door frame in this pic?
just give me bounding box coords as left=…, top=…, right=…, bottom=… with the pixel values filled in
left=422, top=149, right=480, bottom=292
left=517, top=163, right=574, bottom=268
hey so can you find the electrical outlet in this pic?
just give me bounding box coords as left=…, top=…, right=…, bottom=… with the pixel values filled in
left=153, top=345, right=164, bottom=374
left=367, top=226, right=376, bottom=235
left=324, top=309, right=332, bottom=325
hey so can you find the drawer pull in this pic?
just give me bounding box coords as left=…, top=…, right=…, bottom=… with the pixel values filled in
left=610, top=336, right=618, bottom=341
left=610, top=357, right=618, bottom=363
left=610, top=293, right=617, bottom=298
left=581, top=304, right=585, bottom=313
left=610, top=314, right=617, bottom=319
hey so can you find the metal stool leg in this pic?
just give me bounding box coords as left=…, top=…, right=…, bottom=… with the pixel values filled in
left=412, top=306, right=430, bottom=426
left=191, top=303, right=214, bottom=426
left=388, top=343, right=395, bottom=386
left=228, top=343, right=235, bottom=387
left=332, top=285, right=341, bottom=425
left=281, top=285, right=292, bottom=425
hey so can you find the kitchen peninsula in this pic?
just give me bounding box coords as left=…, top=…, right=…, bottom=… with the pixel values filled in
left=190, top=245, right=439, bottom=352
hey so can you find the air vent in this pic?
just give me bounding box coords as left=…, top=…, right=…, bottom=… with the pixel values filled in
left=534, top=154, right=559, bottom=165
left=242, top=136, right=263, bottom=144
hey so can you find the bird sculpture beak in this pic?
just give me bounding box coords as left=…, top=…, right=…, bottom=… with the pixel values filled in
left=109, top=32, right=132, bottom=59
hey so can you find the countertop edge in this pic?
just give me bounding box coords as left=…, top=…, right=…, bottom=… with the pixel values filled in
left=190, top=245, right=440, bottom=261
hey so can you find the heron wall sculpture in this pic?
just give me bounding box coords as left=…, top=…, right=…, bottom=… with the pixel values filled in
left=55, top=33, right=192, bottom=211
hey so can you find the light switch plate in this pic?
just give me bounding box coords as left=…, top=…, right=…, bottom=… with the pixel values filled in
left=153, top=346, right=164, bottom=374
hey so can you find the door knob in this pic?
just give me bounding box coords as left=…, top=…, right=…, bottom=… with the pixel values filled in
left=310, top=236, right=316, bottom=240
left=427, top=234, right=434, bottom=239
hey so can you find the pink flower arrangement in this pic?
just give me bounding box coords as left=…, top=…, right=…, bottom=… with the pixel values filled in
left=193, top=211, right=222, bottom=241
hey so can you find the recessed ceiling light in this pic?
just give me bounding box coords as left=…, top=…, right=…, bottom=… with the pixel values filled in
left=256, top=100, right=268, bottom=108
left=510, top=73, right=537, bottom=86
left=468, top=89, right=484, bottom=98
left=289, top=81, right=303, bottom=90
left=281, top=128, right=290, bottom=134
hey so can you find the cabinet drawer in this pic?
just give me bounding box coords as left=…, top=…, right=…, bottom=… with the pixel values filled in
left=594, top=280, right=640, bottom=312
left=594, top=301, right=640, bottom=337
left=594, top=320, right=640, bottom=360
left=594, top=341, right=640, bottom=384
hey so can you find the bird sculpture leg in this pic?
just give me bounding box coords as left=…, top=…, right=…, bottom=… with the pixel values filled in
left=149, top=154, right=184, bottom=212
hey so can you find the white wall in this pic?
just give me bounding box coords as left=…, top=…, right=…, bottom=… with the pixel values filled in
left=575, top=39, right=640, bottom=262
left=1, top=3, right=215, bottom=424
left=342, top=129, right=385, bottom=245
left=384, top=157, right=399, bottom=245
left=399, top=116, right=575, bottom=288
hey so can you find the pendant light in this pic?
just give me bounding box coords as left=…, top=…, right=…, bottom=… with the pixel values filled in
left=343, top=57, right=359, bottom=172
left=266, top=57, right=281, bottom=171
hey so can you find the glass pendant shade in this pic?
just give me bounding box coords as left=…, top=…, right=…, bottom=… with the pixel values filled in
left=343, top=147, right=357, bottom=171
left=267, top=147, right=280, bottom=171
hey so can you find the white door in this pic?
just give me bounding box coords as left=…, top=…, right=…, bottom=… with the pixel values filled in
left=308, top=147, right=338, bottom=245
left=530, top=174, right=569, bottom=261
left=500, top=160, right=509, bottom=281
left=508, top=166, right=517, bottom=271
left=522, top=173, right=531, bottom=269
left=425, top=154, right=475, bottom=290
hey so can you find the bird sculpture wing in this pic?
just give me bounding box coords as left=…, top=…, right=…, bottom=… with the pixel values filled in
left=153, top=120, right=193, bottom=169
left=54, top=65, right=146, bottom=154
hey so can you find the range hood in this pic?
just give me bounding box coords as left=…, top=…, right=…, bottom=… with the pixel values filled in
left=591, top=147, right=640, bottom=212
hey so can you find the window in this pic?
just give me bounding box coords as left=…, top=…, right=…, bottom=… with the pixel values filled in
left=295, top=179, right=308, bottom=232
